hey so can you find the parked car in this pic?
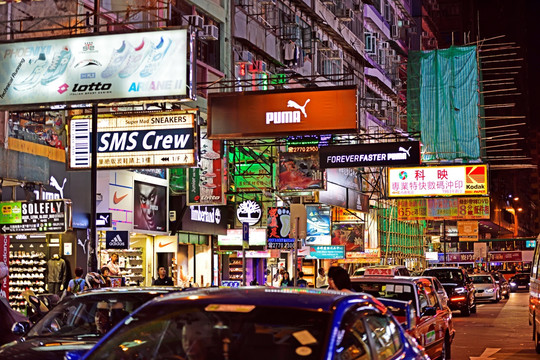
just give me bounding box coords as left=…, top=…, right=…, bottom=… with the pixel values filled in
left=0, top=287, right=181, bottom=360
left=351, top=275, right=455, bottom=360
left=491, top=271, right=510, bottom=299
left=510, top=273, right=531, bottom=292
left=81, top=287, right=430, bottom=360
left=470, top=273, right=500, bottom=303
left=414, top=276, right=449, bottom=308
left=422, top=267, right=477, bottom=316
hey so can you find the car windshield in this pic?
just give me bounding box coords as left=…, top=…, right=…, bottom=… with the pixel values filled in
left=514, top=274, right=530, bottom=281
left=351, top=282, right=416, bottom=306
left=28, top=293, right=160, bottom=338
left=86, top=303, right=331, bottom=360
left=471, top=276, right=493, bottom=284
left=423, top=269, right=463, bottom=283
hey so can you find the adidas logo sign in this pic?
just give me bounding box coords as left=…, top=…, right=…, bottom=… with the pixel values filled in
left=109, top=234, right=125, bottom=247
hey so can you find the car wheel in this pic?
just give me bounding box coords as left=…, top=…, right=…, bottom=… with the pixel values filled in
left=505, top=293, right=510, bottom=299
left=440, top=334, right=452, bottom=360
left=535, top=319, right=540, bottom=354
left=470, top=300, right=477, bottom=314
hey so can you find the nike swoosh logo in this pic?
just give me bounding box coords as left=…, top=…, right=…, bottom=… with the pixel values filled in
left=159, top=242, right=174, bottom=248
left=113, top=191, right=128, bottom=204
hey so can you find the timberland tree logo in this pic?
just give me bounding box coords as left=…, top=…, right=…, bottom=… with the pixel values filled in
left=266, top=99, right=311, bottom=125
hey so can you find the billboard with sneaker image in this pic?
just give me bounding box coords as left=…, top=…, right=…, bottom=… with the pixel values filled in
left=0, top=28, right=192, bottom=108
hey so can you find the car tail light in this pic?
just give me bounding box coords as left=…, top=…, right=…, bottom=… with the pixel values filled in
left=450, top=296, right=466, bottom=302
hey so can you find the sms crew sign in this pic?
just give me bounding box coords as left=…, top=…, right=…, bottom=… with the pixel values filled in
left=208, top=86, right=358, bottom=139
left=69, top=111, right=197, bottom=169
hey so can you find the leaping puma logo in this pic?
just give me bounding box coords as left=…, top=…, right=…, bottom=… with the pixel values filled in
left=287, top=99, right=311, bottom=118
left=77, top=238, right=88, bottom=254
left=398, top=146, right=411, bottom=157
left=50, top=176, right=67, bottom=199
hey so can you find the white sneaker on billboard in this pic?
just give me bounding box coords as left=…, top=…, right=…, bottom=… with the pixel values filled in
left=101, top=41, right=135, bottom=79
left=118, top=38, right=153, bottom=78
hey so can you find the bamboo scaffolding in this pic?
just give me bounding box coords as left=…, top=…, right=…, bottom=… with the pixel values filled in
left=481, top=142, right=518, bottom=149
left=485, top=148, right=523, bottom=153
left=480, top=103, right=515, bottom=109
left=485, top=137, right=525, bottom=141
left=484, top=92, right=521, bottom=98
left=481, top=66, right=522, bottom=71
left=479, top=46, right=520, bottom=53
left=481, top=133, right=519, bottom=139
left=481, top=122, right=526, bottom=130
left=479, top=87, right=517, bottom=94
left=481, top=115, right=525, bottom=120
left=485, top=129, right=521, bottom=134
left=479, top=53, right=517, bottom=59
left=482, top=58, right=523, bottom=64
left=480, top=78, right=514, bottom=83
left=482, top=82, right=515, bottom=87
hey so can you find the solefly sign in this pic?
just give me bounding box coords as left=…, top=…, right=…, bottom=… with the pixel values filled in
left=22, top=201, right=63, bottom=215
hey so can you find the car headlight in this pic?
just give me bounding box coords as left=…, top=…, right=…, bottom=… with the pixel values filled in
left=454, top=287, right=466, bottom=294
left=510, top=282, right=517, bottom=287
left=485, top=288, right=495, bottom=293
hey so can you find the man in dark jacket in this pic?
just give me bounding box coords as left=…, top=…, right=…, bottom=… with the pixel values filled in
left=153, top=266, right=174, bottom=286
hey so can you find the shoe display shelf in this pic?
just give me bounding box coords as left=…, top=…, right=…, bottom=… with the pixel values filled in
left=8, top=251, right=47, bottom=313
left=228, top=258, right=243, bottom=280
left=103, top=248, right=145, bottom=286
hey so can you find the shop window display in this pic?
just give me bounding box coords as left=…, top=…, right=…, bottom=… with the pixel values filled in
left=8, top=250, right=47, bottom=314
left=101, top=249, right=145, bottom=286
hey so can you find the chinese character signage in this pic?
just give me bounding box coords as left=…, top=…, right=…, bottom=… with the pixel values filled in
left=388, top=165, right=488, bottom=197
left=397, top=197, right=490, bottom=220
left=306, top=245, right=345, bottom=259
left=0, top=29, right=192, bottom=109
left=266, top=207, right=294, bottom=249
left=69, top=111, right=196, bottom=169
left=305, top=205, right=331, bottom=245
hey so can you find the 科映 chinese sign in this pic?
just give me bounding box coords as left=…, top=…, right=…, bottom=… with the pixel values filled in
left=388, top=165, right=488, bottom=197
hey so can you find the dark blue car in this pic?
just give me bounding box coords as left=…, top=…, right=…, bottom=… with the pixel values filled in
left=81, top=287, right=429, bottom=360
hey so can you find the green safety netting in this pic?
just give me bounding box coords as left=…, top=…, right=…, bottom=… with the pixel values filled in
left=378, top=206, right=426, bottom=258
left=407, top=46, right=480, bottom=161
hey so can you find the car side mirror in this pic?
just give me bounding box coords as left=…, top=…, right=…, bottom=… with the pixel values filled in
left=421, top=307, right=437, bottom=317
left=12, top=321, right=31, bottom=336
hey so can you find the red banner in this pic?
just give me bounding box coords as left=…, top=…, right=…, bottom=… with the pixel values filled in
left=0, top=235, right=9, bottom=300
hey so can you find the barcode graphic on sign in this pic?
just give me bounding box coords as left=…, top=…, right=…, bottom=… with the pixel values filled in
left=70, top=119, right=90, bottom=168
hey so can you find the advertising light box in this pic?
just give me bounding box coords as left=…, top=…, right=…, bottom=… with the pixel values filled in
left=0, top=28, right=191, bottom=109
left=388, top=165, right=488, bottom=197
left=218, top=228, right=267, bottom=247
left=208, top=86, right=358, bottom=139
left=69, top=111, right=196, bottom=169
left=0, top=200, right=71, bottom=234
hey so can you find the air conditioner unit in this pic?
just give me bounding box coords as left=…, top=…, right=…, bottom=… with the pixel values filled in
left=328, top=49, right=343, bottom=60
left=338, top=9, right=354, bottom=21
left=387, top=49, right=397, bottom=57
left=381, top=42, right=389, bottom=49
left=187, top=15, right=204, bottom=29
left=249, top=60, right=267, bottom=73
left=201, top=24, right=219, bottom=41
left=408, top=27, right=418, bottom=35
left=319, top=40, right=332, bottom=51
left=239, top=50, right=254, bottom=63
left=391, top=24, right=400, bottom=38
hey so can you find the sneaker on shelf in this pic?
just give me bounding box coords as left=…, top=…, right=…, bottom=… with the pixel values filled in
left=201, top=181, right=217, bottom=189
left=40, top=46, right=72, bottom=85
left=201, top=170, right=217, bottom=178
left=118, top=38, right=153, bottom=78
left=101, top=41, right=135, bottom=79
left=13, top=53, right=48, bottom=91
left=201, top=147, right=221, bottom=160
left=139, top=37, right=172, bottom=78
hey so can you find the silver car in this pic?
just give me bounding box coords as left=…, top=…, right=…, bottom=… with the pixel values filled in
left=471, top=273, right=500, bottom=303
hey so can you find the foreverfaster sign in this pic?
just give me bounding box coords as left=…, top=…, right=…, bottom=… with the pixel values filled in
left=319, top=141, right=421, bottom=169
left=69, top=112, right=196, bottom=169
left=0, top=29, right=190, bottom=109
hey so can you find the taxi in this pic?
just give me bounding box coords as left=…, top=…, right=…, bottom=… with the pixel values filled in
left=351, top=275, right=455, bottom=360
left=363, top=265, right=411, bottom=277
